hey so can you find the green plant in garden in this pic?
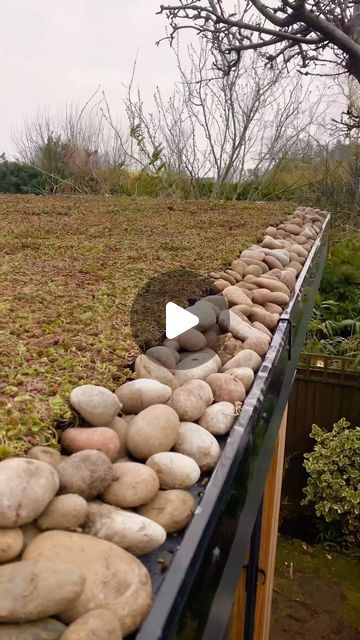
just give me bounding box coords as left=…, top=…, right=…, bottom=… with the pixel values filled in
left=303, top=232, right=360, bottom=367
left=304, top=298, right=360, bottom=365
left=0, top=157, right=46, bottom=194
left=302, top=418, right=360, bottom=544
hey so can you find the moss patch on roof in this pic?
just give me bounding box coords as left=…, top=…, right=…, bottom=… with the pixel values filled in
left=0, top=195, right=292, bottom=455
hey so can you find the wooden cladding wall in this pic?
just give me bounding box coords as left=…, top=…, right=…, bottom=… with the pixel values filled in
left=282, top=355, right=360, bottom=510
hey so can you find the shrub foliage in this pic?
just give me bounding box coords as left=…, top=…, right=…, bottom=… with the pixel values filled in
left=0, top=159, right=46, bottom=194
left=304, top=232, right=360, bottom=366
left=302, top=418, right=360, bottom=544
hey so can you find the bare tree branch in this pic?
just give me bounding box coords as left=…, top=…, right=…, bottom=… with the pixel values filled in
left=158, top=1, right=360, bottom=82
left=123, top=38, right=332, bottom=198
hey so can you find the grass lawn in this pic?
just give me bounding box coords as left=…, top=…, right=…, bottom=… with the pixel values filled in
left=0, top=194, right=292, bottom=455
left=271, top=537, right=360, bottom=639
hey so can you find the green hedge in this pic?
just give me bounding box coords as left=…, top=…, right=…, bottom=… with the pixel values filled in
left=0, top=161, right=46, bottom=194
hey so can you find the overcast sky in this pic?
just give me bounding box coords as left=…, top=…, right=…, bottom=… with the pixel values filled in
left=0, top=0, right=180, bottom=157
left=0, top=1, right=347, bottom=161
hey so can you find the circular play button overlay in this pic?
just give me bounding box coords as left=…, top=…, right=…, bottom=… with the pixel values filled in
left=130, top=269, right=215, bottom=354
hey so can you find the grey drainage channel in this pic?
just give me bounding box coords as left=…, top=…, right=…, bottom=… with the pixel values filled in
left=130, top=215, right=330, bottom=640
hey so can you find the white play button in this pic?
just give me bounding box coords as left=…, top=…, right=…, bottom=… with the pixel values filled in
left=165, top=302, right=199, bottom=339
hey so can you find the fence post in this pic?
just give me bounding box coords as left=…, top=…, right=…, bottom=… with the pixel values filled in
left=253, top=406, right=287, bottom=640
left=229, top=406, right=287, bottom=640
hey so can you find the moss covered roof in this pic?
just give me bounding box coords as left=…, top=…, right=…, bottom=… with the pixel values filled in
left=0, top=195, right=292, bottom=455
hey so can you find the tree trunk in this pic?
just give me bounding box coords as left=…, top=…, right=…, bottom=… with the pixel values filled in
left=352, top=0, right=360, bottom=78
left=349, top=2, right=360, bottom=117
left=348, top=56, right=360, bottom=83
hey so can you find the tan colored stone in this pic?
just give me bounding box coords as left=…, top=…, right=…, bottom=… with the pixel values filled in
left=264, top=302, right=283, bottom=314
left=0, top=459, right=59, bottom=528
left=198, top=401, right=235, bottom=435
left=225, top=269, right=242, bottom=282
left=240, top=249, right=266, bottom=261
left=206, top=373, right=246, bottom=403
left=210, top=271, right=236, bottom=285
left=57, top=450, right=112, bottom=500
left=135, top=354, right=178, bottom=390
left=37, top=494, right=88, bottom=531
left=60, top=609, right=122, bottom=640
left=242, top=336, right=269, bottom=356
left=222, top=349, right=262, bottom=372
left=222, top=286, right=254, bottom=307
left=251, top=289, right=289, bottom=306
left=127, top=404, right=180, bottom=460
left=26, top=446, right=61, bottom=468
left=177, top=328, right=207, bottom=351
left=138, top=490, right=195, bottom=533
left=245, top=264, right=263, bottom=277
left=203, top=324, right=221, bottom=350
left=218, top=310, right=269, bottom=343
left=202, top=295, right=228, bottom=311
left=264, top=255, right=284, bottom=270
left=230, top=259, right=247, bottom=276
left=115, top=379, right=172, bottom=414
left=244, top=275, right=290, bottom=296
left=84, top=501, right=166, bottom=556
left=0, top=529, right=23, bottom=563
left=240, top=257, right=268, bottom=273
left=175, top=422, right=220, bottom=471
left=212, top=278, right=230, bottom=292
left=23, top=531, right=152, bottom=635
left=0, top=618, right=66, bottom=639
left=61, top=427, right=120, bottom=462
left=146, top=451, right=201, bottom=489
left=217, top=333, right=243, bottom=365
left=252, top=321, right=272, bottom=339
left=70, top=385, right=121, bottom=427
left=0, top=560, right=85, bottom=622
left=102, top=461, right=159, bottom=508
left=145, top=345, right=180, bottom=368
left=181, top=379, right=213, bottom=405
left=174, top=349, right=221, bottom=384
left=108, top=416, right=128, bottom=458
left=248, top=307, right=279, bottom=330
left=186, top=301, right=217, bottom=331
left=225, top=367, right=255, bottom=391
left=169, top=385, right=207, bottom=421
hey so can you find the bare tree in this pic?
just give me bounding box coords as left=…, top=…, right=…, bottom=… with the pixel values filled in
left=174, top=43, right=284, bottom=195
left=11, top=40, right=335, bottom=199
left=123, top=40, right=331, bottom=198
left=159, top=1, right=360, bottom=83
left=13, top=91, right=128, bottom=192
left=152, top=86, right=209, bottom=181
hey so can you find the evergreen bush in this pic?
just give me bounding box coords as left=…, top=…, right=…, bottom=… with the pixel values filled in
left=302, top=418, right=360, bottom=544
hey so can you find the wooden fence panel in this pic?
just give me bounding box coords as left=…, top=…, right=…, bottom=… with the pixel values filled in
left=282, top=355, right=360, bottom=510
